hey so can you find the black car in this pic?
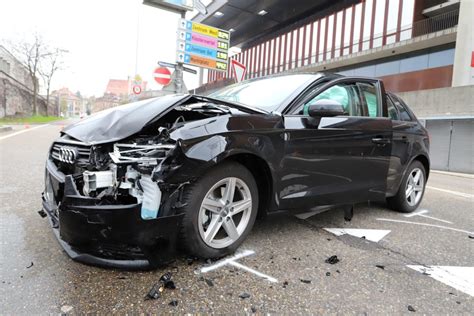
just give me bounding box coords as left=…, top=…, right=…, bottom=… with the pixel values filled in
left=42, top=73, right=429, bottom=269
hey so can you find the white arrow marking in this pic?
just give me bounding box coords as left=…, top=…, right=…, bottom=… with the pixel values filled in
left=198, top=249, right=278, bottom=283
left=407, top=265, right=474, bottom=297
left=404, top=209, right=453, bottom=224
left=323, top=228, right=391, bottom=242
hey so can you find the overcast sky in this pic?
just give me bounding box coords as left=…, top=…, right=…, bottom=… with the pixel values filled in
left=1, top=0, right=202, bottom=97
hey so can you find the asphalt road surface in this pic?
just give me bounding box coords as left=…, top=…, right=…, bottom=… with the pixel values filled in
left=1, top=123, right=473, bottom=314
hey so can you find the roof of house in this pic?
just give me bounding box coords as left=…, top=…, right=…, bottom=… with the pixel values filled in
left=105, top=79, right=129, bottom=96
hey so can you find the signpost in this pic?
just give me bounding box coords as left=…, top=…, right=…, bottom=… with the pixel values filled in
left=177, top=19, right=230, bottom=72
left=231, top=59, right=247, bottom=83
left=132, top=85, right=142, bottom=95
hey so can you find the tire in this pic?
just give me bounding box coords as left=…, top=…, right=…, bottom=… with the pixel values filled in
left=387, top=160, right=426, bottom=213
left=178, top=162, right=258, bottom=259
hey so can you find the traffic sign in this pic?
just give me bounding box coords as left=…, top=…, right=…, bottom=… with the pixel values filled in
left=177, top=19, right=230, bottom=72
left=231, top=59, right=247, bottom=83
left=132, top=85, right=142, bottom=95
left=154, top=67, right=172, bottom=86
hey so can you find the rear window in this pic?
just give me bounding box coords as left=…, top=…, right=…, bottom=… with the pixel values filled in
left=389, top=94, right=413, bottom=121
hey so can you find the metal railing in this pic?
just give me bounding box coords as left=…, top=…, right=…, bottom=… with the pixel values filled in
left=242, top=9, right=460, bottom=79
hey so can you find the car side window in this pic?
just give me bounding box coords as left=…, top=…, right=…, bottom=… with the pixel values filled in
left=387, top=95, right=399, bottom=120
left=391, top=95, right=412, bottom=121
left=300, top=83, right=364, bottom=116
left=357, top=82, right=379, bottom=117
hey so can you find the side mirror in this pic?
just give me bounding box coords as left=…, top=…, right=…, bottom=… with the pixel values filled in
left=307, top=99, right=345, bottom=117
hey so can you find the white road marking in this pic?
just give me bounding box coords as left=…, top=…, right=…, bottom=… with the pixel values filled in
left=407, top=265, right=474, bottom=297
left=404, top=209, right=453, bottom=224
left=0, top=124, right=50, bottom=141
left=323, top=228, right=391, bottom=242
left=198, top=249, right=278, bottom=283
left=376, top=218, right=474, bottom=235
left=426, top=186, right=474, bottom=199
left=228, top=261, right=278, bottom=283
left=199, top=249, right=255, bottom=273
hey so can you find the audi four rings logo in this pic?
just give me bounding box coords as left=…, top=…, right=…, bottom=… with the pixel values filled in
left=59, top=147, right=78, bottom=164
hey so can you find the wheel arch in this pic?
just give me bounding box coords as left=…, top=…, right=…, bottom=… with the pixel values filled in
left=223, top=153, right=274, bottom=219
left=412, top=154, right=430, bottom=179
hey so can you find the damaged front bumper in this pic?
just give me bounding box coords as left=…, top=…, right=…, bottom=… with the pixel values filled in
left=42, top=159, right=183, bottom=270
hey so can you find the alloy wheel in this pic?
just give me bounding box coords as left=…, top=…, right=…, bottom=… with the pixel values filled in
left=405, top=167, right=424, bottom=207
left=198, top=177, right=253, bottom=249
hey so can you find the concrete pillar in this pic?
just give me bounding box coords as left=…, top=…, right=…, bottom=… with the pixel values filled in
left=452, top=0, right=474, bottom=87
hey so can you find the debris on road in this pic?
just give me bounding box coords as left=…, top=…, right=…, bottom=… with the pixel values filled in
left=376, top=265, right=385, bottom=270
left=144, top=273, right=176, bottom=301
left=37, top=210, right=47, bottom=218
left=283, top=281, right=289, bottom=288
left=239, top=292, right=251, bottom=299
left=145, top=284, right=162, bottom=300
left=343, top=205, right=354, bottom=221
left=26, top=262, right=34, bottom=269
left=326, top=272, right=331, bottom=276
left=407, top=305, right=416, bottom=312
left=300, top=279, right=311, bottom=284
left=169, top=300, right=178, bottom=307
left=468, top=235, right=473, bottom=239
left=251, top=306, right=257, bottom=313
left=325, top=255, right=340, bottom=264
left=160, top=272, right=176, bottom=289
left=204, top=278, right=214, bottom=287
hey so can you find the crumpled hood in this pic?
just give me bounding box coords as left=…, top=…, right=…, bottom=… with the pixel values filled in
left=62, top=94, right=191, bottom=144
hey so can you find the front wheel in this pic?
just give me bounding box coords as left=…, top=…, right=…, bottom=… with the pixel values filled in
left=387, top=160, right=426, bottom=213
left=178, top=162, right=258, bottom=259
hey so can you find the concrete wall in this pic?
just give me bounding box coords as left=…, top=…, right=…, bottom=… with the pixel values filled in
left=396, top=85, right=474, bottom=117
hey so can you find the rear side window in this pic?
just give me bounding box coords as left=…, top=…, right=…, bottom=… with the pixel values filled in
left=391, top=95, right=413, bottom=121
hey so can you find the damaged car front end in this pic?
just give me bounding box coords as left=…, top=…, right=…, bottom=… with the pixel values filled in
left=42, top=94, right=264, bottom=269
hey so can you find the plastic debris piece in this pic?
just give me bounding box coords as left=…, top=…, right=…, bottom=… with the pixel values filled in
left=343, top=205, right=353, bottom=221
left=376, top=265, right=385, bottom=270
left=144, top=284, right=163, bottom=300
left=468, top=235, right=474, bottom=239
left=283, top=281, right=289, bottom=288
left=26, top=262, right=34, bottom=269
left=336, top=270, right=341, bottom=274
left=160, top=272, right=176, bottom=289
left=326, top=272, right=331, bottom=276
left=407, top=305, right=416, bottom=312
left=169, top=300, right=178, bottom=307
left=300, top=279, right=311, bottom=284
left=38, top=210, right=47, bottom=218
left=239, top=292, right=251, bottom=299
left=204, top=278, right=214, bottom=287
left=325, top=255, right=340, bottom=264
left=251, top=306, right=257, bottom=313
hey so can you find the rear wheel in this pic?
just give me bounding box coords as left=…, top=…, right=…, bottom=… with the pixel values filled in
left=387, top=160, right=426, bottom=213
left=178, top=162, right=258, bottom=259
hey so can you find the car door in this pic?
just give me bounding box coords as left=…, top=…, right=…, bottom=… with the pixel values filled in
left=385, top=93, right=417, bottom=195
left=278, top=78, right=392, bottom=211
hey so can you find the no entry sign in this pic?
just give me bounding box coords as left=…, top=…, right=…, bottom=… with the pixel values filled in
left=153, top=67, right=172, bottom=86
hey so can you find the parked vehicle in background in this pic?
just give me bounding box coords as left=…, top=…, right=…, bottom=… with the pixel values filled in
left=41, top=73, right=429, bottom=269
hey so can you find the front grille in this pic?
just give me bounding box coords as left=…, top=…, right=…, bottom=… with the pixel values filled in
left=51, top=141, right=91, bottom=164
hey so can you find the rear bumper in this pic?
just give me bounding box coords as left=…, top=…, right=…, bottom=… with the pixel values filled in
left=42, top=159, right=183, bottom=270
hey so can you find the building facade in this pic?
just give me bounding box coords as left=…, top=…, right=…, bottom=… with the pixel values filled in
left=193, top=0, right=473, bottom=173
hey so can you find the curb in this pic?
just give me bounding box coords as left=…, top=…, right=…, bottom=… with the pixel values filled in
left=0, top=126, right=13, bottom=133
left=431, top=170, right=474, bottom=179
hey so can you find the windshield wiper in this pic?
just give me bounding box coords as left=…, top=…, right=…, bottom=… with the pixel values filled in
left=194, top=95, right=269, bottom=114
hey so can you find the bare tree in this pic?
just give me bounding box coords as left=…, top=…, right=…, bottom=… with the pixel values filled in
left=13, top=34, right=47, bottom=115
left=39, top=48, right=67, bottom=116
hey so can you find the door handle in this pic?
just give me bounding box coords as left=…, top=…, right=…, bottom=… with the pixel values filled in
left=372, top=137, right=391, bottom=145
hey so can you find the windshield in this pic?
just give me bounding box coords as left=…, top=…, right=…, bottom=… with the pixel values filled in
left=209, top=74, right=317, bottom=112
